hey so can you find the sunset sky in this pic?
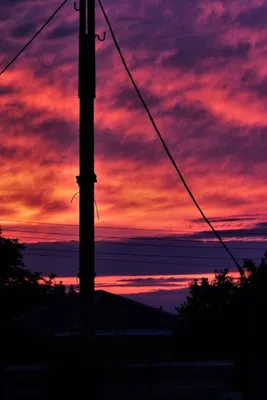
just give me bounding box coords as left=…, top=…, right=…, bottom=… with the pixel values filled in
left=1, top=0, right=267, bottom=310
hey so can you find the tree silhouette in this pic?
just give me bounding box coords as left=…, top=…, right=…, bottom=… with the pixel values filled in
left=68, top=284, right=77, bottom=296
left=0, top=227, right=25, bottom=285
left=175, top=252, right=267, bottom=377
left=0, top=227, right=65, bottom=320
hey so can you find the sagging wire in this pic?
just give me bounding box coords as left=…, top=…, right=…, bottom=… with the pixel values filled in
left=97, top=0, right=243, bottom=274
left=70, top=192, right=100, bottom=220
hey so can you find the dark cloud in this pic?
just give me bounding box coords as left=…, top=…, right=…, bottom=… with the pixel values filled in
left=35, top=117, right=78, bottom=149
left=198, top=128, right=267, bottom=172
left=2, top=0, right=35, bottom=4
left=46, top=22, right=78, bottom=40
left=95, top=127, right=164, bottom=165
left=164, top=37, right=250, bottom=70
left=167, top=103, right=215, bottom=122
left=0, top=85, right=17, bottom=96
left=0, top=144, right=20, bottom=160
left=0, top=102, right=43, bottom=134
left=142, top=123, right=267, bottom=184
left=193, top=215, right=260, bottom=224
left=249, top=79, right=267, bottom=101
left=0, top=1, right=47, bottom=28
left=20, top=238, right=266, bottom=278
left=4, top=191, right=70, bottom=215
left=0, top=102, right=77, bottom=157
left=42, top=199, right=70, bottom=213
left=254, top=222, right=267, bottom=230
left=237, top=4, right=267, bottom=28
left=113, top=87, right=162, bottom=111
left=111, top=0, right=200, bottom=55
left=11, top=22, right=37, bottom=38
left=8, top=230, right=263, bottom=311
left=236, top=68, right=267, bottom=102
left=181, top=226, right=267, bottom=240
left=201, top=192, right=251, bottom=208
left=118, top=276, right=189, bottom=286
left=93, top=258, right=221, bottom=276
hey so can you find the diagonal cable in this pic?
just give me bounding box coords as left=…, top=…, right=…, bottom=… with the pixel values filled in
left=0, top=0, right=68, bottom=76
left=97, top=0, right=242, bottom=273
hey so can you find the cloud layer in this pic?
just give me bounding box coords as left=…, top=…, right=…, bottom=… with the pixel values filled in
left=1, top=1, right=267, bottom=246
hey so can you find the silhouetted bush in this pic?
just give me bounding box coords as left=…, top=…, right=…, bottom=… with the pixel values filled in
left=175, top=254, right=267, bottom=360
left=0, top=227, right=65, bottom=320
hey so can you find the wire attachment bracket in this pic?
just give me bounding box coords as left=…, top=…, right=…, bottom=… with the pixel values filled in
left=76, top=174, right=97, bottom=187
left=74, top=1, right=80, bottom=11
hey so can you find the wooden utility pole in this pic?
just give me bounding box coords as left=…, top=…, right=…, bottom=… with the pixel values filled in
left=76, top=0, right=96, bottom=374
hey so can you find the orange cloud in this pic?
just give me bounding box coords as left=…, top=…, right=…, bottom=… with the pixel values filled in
left=1, top=0, right=267, bottom=239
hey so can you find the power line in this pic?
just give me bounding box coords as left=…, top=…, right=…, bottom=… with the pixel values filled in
left=0, top=218, right=198, bottom=233
left=4, top=227, right=267, bottom=238
left=3, top=219, right=265, bottom=235
left=0, top=0, right=68, bottom=76
left=97, top=0, right=242, bottom=272
left=22, top=246, right=262, bottom=261
left=3, top=229, right=207, bottom=241
left=3, top=229, right=267, bottom=248
left=24, top=252, right=237, bottom=268
left=26, top=252, right=78, bottom=259
left=0, top=219, right=78, bottom=227
left=3, top=228, right=78, bottom=236
left=95, top=233, right=267, bottom=241
left=3, top=233, right=267, bottom=251
left=2, top=220, right=267, bottom=238
left=0, top=227, right=202, bottom=239
left=1, top=234, right=76, bottom=242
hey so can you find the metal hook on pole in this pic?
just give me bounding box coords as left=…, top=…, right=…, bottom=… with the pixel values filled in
left=74, top=1, right=80, bottom=11
left=95, top=32, right=106, bottom=41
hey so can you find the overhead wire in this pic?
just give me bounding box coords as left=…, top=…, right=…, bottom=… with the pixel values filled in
left=0, top=219, right=78, bottom=227
left=0, top=0, right=68, bottom=76
left=3, top=227, right=267, bottom=245
left=0, top=218, right=210, bottom=233
left=1, top=220, right=267, bottom=239
left=2, top=228, right=267, bottom=246
left=97, top=0, right=242, bottom=273
left=1, top=233, right=266, bottom=252
left=0, top=227, right=200, bottom=237
left=3, top=228, right=78, bottom=236
left=21, top=246, right=261, bottom=261
left=23, top=252, right=239, bottom=268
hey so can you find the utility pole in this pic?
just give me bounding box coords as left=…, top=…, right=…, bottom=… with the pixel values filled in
left=76, top=0, right=96, bottom=382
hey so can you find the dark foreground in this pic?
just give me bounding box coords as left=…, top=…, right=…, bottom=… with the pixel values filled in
left=2, top=361, right=242, bottom=400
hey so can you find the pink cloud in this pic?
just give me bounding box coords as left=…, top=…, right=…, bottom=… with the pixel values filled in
left=1, top=0, right=267, bottom=235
